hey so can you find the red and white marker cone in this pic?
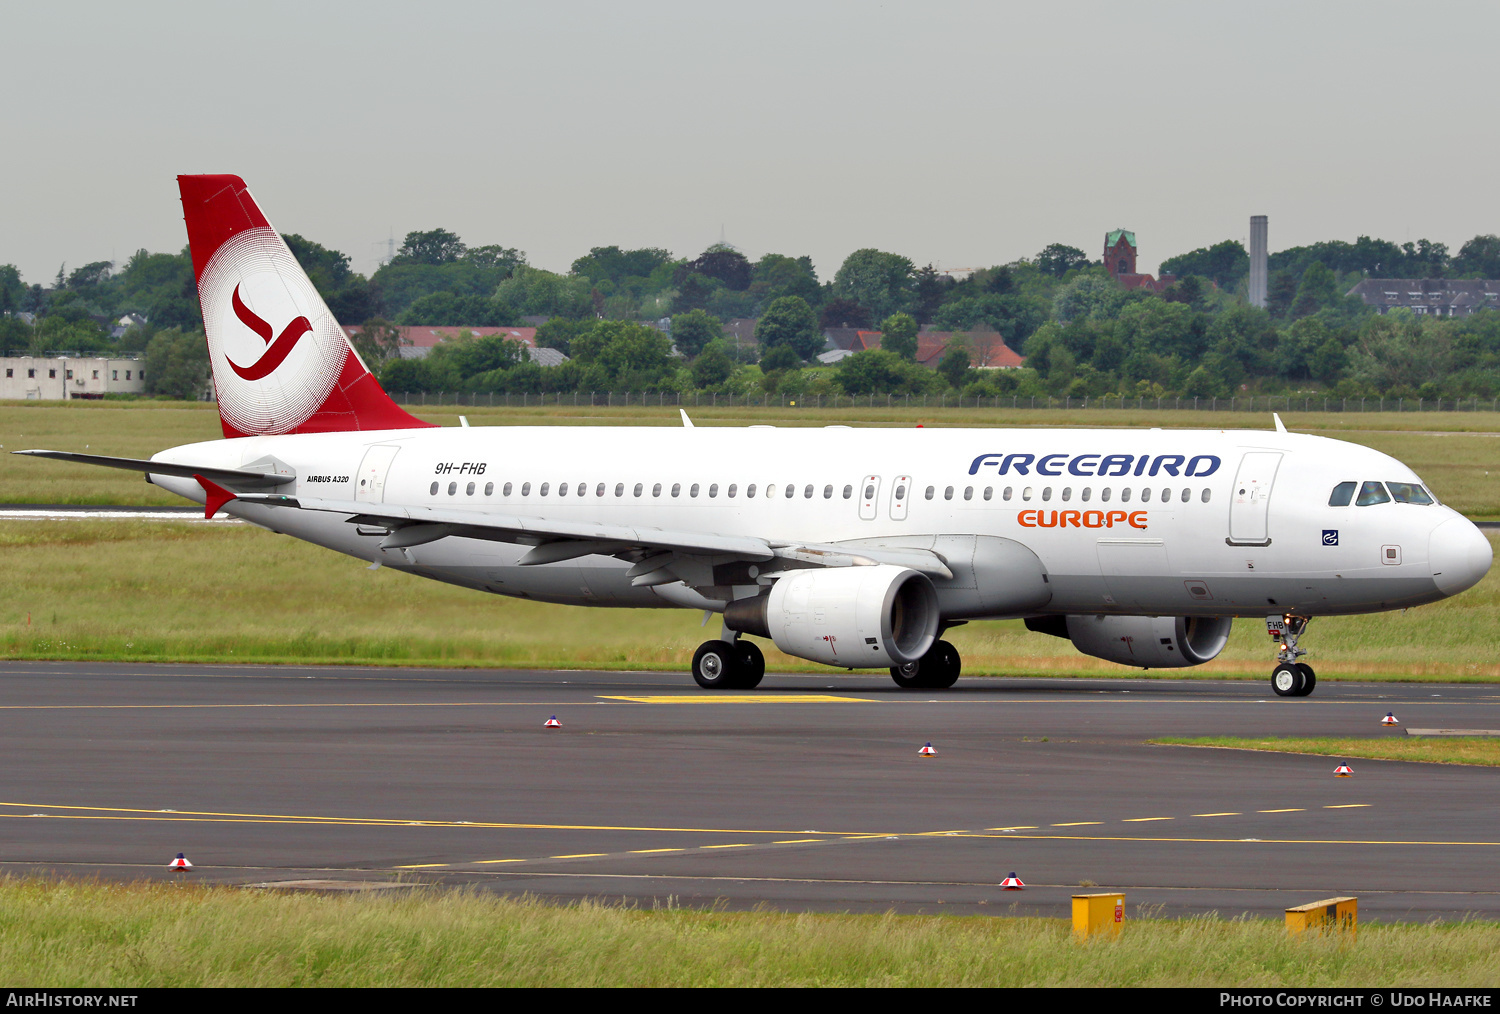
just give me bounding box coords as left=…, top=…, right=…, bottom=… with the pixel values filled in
left=544, top=716, right=561, bottom=728
left=168, top=853, right=192, bottom=871
left=918, top=742, right=936, bottom=757
left=999, top=872, right=1025, bottom=890
left=1334, top=764, right=1354, bottom=777
left=1381, top=712, right=1399, bottom=726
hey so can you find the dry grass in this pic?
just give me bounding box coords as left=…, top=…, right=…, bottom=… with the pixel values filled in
left=0, top=878, right=1494, bottom=986
left=0, top=520, right=1497, bottom=679
left=1153, top=736, right=1500, bottom=766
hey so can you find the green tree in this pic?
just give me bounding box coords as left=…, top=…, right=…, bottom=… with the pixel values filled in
left=393, top=228, right=466, bottom=265
left=349, top=319, right=403, bottom=368
left=937, top=342, right=971, bottom=388
left=755, top=296, right=822, bottom=360
left=570, top=320, right=676, bottom=389
left=670, top=309, right=723, bottom=358
left=880, top=312, right=918, bottom=361
left=835, top=349, right=933, bottom=396
left=1053, top=274, right=1129, bottom=322
left=687, top=245, right=752, bottom=290
left=818, top=297, right=872, bottom=330
left=1453, top=235, right=1500, bottom=279
left=1036, top=244, right=1090, bottom=277
left=494, top=266, right=593, bottom=318
left=832, top=249, right=916, bottom=322
left=1291, top=261, right=1339, bottom=319
left=1311, top=337, right=1349, bottom=384
left=751, top=254, right=820, bottom=306
left=534, top=317, right=592, bottom=355
left=690, top=340, right=736, bottom=388
left=1159, top=240, right=1249, bottom=290
left=0, top=265, right=24, bottom=314
left=143, top=329, right=209, bottom=400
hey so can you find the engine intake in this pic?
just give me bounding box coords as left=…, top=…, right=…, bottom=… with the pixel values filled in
left=725, top=565, right=939, bottom=668
left=1028, top=614, right=1232, bottom=669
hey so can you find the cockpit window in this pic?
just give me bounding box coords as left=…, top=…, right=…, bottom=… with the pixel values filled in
left=1328, top=481, right=1356, bottom=507
left=1387, top=481, right=1434, bottom=505
left=1355, top=480, right=1391, bottom=506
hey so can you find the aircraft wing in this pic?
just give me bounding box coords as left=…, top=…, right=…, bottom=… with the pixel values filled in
left=12, top=450, right=294, bottom=489
left=233, top=493, right=953, bottom=580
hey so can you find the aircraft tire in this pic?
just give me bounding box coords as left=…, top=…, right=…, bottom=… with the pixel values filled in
left=1295, top=663, right=1317, bottom=697
left=889, top=660, right=926, bottom=689
left=922, top=640, right=962, bottom=689
left=734, top=640, right=766, bottom=689
left=692, top=640, right=741, bottom=689
left=1271, top=663, right=1303, bottom=697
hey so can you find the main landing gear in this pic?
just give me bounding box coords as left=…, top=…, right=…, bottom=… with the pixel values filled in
left=890, top=639, right=962, bottom=690
left=691, top=636, right=765, bottom=690
left=1267, top=614, right=1316, bottom=697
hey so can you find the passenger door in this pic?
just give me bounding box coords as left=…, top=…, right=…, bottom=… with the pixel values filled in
left=355, top=445, right=401, bottom=504
left=1227, top=451, right=1282, bottom=545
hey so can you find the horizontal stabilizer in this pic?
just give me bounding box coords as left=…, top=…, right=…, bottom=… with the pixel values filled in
left=13, top=450, right=295, bottom=489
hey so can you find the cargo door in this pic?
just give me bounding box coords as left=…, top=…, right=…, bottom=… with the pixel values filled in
left=1096, top=537, right=1170, bottom=610
left=355, top=445, right=401, bottom=503
left=1227, top=451, right=1282, bottom=546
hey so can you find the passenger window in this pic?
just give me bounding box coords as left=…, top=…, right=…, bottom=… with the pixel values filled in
left=466, top=482, right=475, bottom=495
left=1356, top=481, right=1391, bottom=506
left=449, top=482, right=458, bottom=496
left=746, top=484, right=757, bottom=498
left=671, top=483, right=680, bottom=497
left=1003, top=487, right=1013, bottom=501
left=804, top=485, right=814, bottom=498
left=842, top=485, right=853, bottom=499
left=983, top=486, right=993, bottom=501
left=710, top=484, right=719, bottom=498
left=728, top=484, right=738, bottom=498
left=633, top=483, right=643, bottom=497
left=1120, top=488, right=1132, bottom=503
left=789, top=484, right=798, bottom=498
left=653, top=483, right=662, bottom=497
left=1200, top=488, right=1210, bottom=503
left=558, top=483, right=569, bottom=496
left=596, top=483, right=606, bottom=497
left=1081, top=488, right=1092, bottom=502
left=1041, top=487, right=1052, bottom=502
left=1163, top=488, right=1171, bottom=503
left=504, top=482, right=514, bottom=496
left=864, top=483, right=875, bottom=499
left=429, top=481, right=439, bottom=496
left=944, top=486, right=955, bottom=500
left=1021, top=487, right=1032, bottom=501
left=1328, top=481, right=1356, bottom=507
left=1387, top=481, right=1434, bottom=505
left=925, top=486, right=935, bottom=500
left=824, top=485, right=834, bottom=499
left=1100, top=488, right=1112, bottom=502
left=963, top=486, right=973, bottom=501
left=540, top=482, right=550, bottom=496
left=1140, top=488, right=1151, bottom=502
left=895, top=483, right=907, bottom=500
left=485, top=482, right=494, bottom=496
left=1061, top=487, right=1071, bottom=501
left=691, top=483, right=700, bottom=497
left=614, top=483, right=624, bottom=497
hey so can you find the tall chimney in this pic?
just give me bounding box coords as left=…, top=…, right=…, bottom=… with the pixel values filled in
left=1249, top=215, right=1268, bottom=308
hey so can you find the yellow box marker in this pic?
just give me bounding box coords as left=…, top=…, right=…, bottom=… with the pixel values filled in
left=701, top=843, right=752, bottom=849
left=628, top=848, right=684, bottom=854
left=1193, top=812, right=1240, bottom=817
left=1286, top=896, right=1357, bottom=938
left=474, top=858, right=526, bottom=864
left=1053, top=821, right=1102, bottom=827
left=1122, top=817, right=1172, bottom=822
left=988, top=826, right=1038, bottom=831
left=599, top=695, right=875, bottom=704
left=773, top=839, right=824, bottom=844
left=551, top=853, right=605, bottom=859
left=1324, top=804, right=1371, bottom=809
left=1073, top=893, right=1125, bottom=939
left=1258, top=808, right=1305, bottom=813
left=393, top=863, right=449, bottom=868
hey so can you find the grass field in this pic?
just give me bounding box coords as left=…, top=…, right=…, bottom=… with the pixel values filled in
left=1153, top=737, right=1500, bottom=766
left=4, top=400, right=1500, bottom=516
left=0, top=879, right=1494, bottom=986
left=1, top=519, right=1497, bottom=678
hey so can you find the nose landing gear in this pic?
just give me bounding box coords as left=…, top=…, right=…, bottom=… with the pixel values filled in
left=1268, top=614, right=1316, bottom=697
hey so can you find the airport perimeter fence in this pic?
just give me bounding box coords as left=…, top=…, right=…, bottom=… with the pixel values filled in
left=389, top=390, right=1500, bottom=414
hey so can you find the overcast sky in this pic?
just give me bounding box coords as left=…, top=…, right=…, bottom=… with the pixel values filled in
left=4, top=0, right=1498, bottom=285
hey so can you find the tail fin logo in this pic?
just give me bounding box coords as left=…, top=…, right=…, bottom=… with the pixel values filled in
left=229, top=284, right=312, bottom=381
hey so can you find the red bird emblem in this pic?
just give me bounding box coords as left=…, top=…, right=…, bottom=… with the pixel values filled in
left=228, top=284, right=312, bottom=380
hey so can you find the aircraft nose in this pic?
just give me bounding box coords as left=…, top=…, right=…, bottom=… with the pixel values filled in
left=1429, top=516, right=1492, bottom=596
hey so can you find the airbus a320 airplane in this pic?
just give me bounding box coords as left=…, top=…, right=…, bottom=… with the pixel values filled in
left=19, top=176, right=1494, bottom=696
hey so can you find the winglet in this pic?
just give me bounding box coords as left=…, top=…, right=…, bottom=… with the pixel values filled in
left=193, top=474, right=238, bottom=519
left=680, top=409, right=694, bottom=428
left=1273, top=413, right=1287, bottom=433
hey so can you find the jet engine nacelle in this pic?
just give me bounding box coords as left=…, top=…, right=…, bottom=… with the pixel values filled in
left=726, top=564, right=940, bottom=668
left=1062, top=614, right=1233, bottom=668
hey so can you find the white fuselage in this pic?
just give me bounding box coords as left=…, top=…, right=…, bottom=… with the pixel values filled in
left=149, top=424, right=1492, bottom=620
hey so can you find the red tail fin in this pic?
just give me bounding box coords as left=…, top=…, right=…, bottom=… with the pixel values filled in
left=177, top=174, right=432, bottom=437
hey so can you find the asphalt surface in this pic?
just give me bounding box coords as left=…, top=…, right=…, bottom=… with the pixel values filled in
left=0, top=662, right=1495, bottom=921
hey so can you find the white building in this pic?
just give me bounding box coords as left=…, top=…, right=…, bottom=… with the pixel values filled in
left=0, top=356, right=147, bottom=400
